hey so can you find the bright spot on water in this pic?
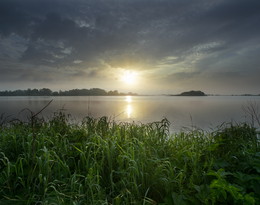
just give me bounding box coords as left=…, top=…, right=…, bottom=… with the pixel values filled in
left=126, top=104, right=133, bottom=118
left=125, top=96, right=132, bottom=103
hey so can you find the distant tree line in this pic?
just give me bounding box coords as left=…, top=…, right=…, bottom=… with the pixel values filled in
left=178, top=90, right=206, bottom=96
left=171, top=90, right=207, bottom=96
left=0, top=88, right=138, bottom=96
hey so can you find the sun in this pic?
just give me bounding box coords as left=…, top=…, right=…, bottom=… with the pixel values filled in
left=121, top=70, right=138, bottom=85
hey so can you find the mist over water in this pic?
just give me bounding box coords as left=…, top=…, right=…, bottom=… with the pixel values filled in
left=1, top=96, right=260, bottom=131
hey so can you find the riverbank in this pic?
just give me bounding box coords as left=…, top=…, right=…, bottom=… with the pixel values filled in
left=0, top=113, right=259, bottom=204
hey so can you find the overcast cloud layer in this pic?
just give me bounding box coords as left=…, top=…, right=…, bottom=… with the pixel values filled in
left=0, top=0, right=260, bottom=94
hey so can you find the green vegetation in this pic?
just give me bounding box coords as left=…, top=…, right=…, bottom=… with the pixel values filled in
left=0, top=113, right=259, bottom=204
left=0, top=88, right=138, bottom=96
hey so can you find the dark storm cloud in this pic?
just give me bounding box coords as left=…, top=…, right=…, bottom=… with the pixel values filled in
left=0, top=0, right=260, bottom=92
left=0, top=1, right=32, bottom=37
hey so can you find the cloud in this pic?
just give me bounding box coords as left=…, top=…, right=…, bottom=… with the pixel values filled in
left=32, top=13, right=79, bottom=41
left=0, top=1, right=33, bottom=37
left=0, top=0, right=260, bottom=93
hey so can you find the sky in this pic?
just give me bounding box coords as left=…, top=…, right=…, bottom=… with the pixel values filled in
left=0, top=0, right=260, bottom=95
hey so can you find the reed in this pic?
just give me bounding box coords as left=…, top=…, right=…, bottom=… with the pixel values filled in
left=0, top=112, right=259, bottom=204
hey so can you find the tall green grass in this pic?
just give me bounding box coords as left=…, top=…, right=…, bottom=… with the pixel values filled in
left=0, top=112, right=259, bottom=204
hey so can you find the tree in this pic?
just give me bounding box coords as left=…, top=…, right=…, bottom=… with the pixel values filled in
left=39, top=88, right=52, bottom=96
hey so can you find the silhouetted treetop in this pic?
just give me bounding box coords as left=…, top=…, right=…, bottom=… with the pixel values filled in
left=180, top=90, right=206, bottom=96
left=0, top=88, right=138, bottom=96
left=173, top=90, right=206, bottom=96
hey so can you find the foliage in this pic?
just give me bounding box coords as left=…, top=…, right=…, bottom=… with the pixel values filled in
left=0, top=113, right=259, bottom=204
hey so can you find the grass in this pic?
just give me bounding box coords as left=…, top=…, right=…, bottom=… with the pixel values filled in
left=0, top=112, right=259, bottom=204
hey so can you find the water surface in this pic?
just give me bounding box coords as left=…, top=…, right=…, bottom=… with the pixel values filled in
left=0, top=95, right=259, bottom=130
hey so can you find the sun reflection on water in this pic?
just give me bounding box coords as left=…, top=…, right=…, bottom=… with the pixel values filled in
left=125, top=96, right=133, bottom=118
left=126, top=104, right=133, bottom=118
left=125, top=96, right=132, bottom=103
